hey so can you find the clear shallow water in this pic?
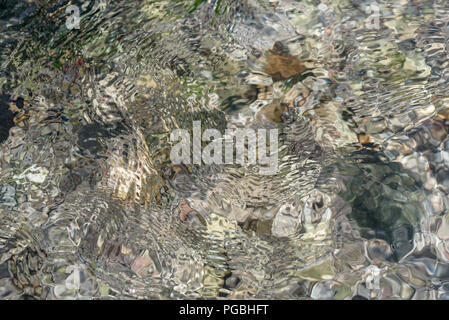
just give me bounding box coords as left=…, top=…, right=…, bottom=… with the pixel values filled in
left=1, top=0, right=449, bottom=299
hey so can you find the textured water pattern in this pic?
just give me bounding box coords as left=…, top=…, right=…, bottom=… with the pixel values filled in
left=1, top=0, right=449, bottom=300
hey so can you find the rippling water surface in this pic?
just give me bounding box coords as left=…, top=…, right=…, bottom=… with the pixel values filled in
left=1, top=0, right=449, bottom=299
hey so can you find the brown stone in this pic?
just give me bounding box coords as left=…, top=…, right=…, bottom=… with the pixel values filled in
left=437, top=108, right=449, bottom=120
left=256, top=103, right=288, bottom=123
left=358, top=133, right=371, bottom=145
left=264, top=54, right=307, bottom=82
left=131, top=254, right=153, bottom=277
left=177, top=199, right=194, bottom=221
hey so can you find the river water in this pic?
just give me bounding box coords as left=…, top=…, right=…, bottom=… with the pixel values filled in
left=1, top=0, right=449, bottom=299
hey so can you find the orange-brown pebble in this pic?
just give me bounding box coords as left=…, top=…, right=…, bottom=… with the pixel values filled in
left=177, top=199, right=194, bottom=221
left=264, top=54, right=307, bottom=82
left=358, top=133, right=371, bottom=145
left=257, top=103, right=289, bottom=123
